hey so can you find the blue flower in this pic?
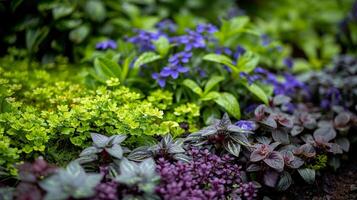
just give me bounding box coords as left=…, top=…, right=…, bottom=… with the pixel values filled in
left=156, top=19, right=177, bottom=32
left=235, top=120, right=256, bottom=131
left=96, top=40, right=117, bottom=50
left=283, top=57, right=294, bottom=69
left=261, top=34, right=271, bottom=46
left=127, top=30, right=163, bottom=51
left=215, top=47, right=233, bottom=56
left=152, top=72, right=167, bottom=88
left=168, top=51, right=192, bottom=66
left=233, top=45, right=246, bottom=60
left=160, top=65, right=189, bottom=79
left=174, top=30, right=206, bottom=51
left=196, top=24, right=218, bottom=34
left=239, top=72, right=260, bottom=85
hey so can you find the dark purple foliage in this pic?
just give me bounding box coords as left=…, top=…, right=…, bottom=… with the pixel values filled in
left=156, top=148, right=258, bottom=200
left=91, top=181, right=119, bottom=200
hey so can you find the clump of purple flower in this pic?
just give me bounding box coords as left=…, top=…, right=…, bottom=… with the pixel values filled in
left=91, top=181, right=119, bottom=200
left=172, top=30, right=206, bottom=51
left=96, top=40, right=117, bottom=50
left=127, top=30, right=163, bottom=51
left=156, top=148, right=258, bottom=200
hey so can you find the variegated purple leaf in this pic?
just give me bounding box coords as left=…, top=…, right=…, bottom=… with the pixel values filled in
left=272, top=129, right=290, bottom=144
left=264, top=151, right=284, bottom=171
left=326, top=143, right=343, bottom=154
left=291, top=125, right=304, bottom=136
left=263, top=170, right=279, bottom=187
left=294, top=143, right=316, bottom=158
left=276, top=171, right=292, bottom=191
left=335, top=137, right=350, bottom=152
left=246, top=163, right=262, bottom=172
left=313, top=127, right=336, bottom=143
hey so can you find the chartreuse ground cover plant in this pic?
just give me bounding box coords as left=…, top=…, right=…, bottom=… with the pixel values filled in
left=1, top=0, right=357, bottom=200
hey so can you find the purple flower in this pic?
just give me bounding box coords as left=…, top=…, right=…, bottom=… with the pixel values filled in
left=152, top=72, right=167, bottom=88
left=215, top=47, right=233, bottom=56
left=233, top=45, right=246, bottom=60
left=235, top=120, right=256, bottom=131
left=96, top=40, right=117, bottom=50
left=156, top=19, right=177, bottom=32
left=168, top=51, right=192, bottom=66
left=160, top=65, right=189, bottom=79
left=261, top=34, right=271, bottom=46
left=156, top=148, right=258, bottom=200
left=197, top=67, right=207, bottom=77
left=127, top=30, right=163, bottom=51
left=196, top=23, right=218, bottom=34
left=174, top=30, right=206, bottom=51
left=240, top=72, right=260, bottom=85
left=283, top=57, right=294, bottom=69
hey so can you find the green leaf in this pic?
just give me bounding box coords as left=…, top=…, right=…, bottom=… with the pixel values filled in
left=52, top=5, right=74, bottom=20
left=85, top=0, right=107, bottom=22
left=236, top=51, right=259, bottom=73
left=204, top=76, right=224, bottom=94
left=214, top=16, right=250, bottom=44
left=153, top=36, right=170, bottom=56
left=243, top=83, right=269, bottom=105
left=132, top=52, right=161, bottom=76
left=69, top=25, right=90, bottom=44
left=203, top=54, right=237, bottom=71
left=182, top=79, right=203, bottom=96
left=202, top=108, right=221, bottom=125
left=121, top=54, right=135, bottom=82
left=94, top=57, right=119, bottom=80
left=200, top=91, right=220, bottom=101
left=214, top=92, right=241, bottom=119
left=26, top=28, right=49, bottom=54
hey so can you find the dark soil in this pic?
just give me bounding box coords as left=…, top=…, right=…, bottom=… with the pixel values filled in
left=260, top=151, right=357, bottom=200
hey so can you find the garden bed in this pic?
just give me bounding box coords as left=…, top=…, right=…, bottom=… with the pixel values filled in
left=0, top=0, right=357, bottom=200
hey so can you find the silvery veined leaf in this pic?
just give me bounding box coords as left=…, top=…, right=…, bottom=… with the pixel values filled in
left=90, top=132, right=109, bottom=148
left=223, top=140, right=241, bottom=157
left=128, top=146, right=152, bottom=161
left=79, top=146, right=100, bottom=157
left=107, top=134, right=127, bottom=146
left=173, top=153, right=192, bottom=163
left=105, top=144, right=124, bottom=159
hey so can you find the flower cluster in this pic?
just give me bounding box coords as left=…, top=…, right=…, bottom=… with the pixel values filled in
left=127, top=30, right=163, bottom=51
left=156, top=148, right=258, bottom=200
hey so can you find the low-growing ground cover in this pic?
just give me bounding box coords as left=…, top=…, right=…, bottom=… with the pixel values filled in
left=0, top=0, right=357, bottom=199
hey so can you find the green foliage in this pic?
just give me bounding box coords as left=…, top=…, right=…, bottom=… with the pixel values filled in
left=306, top=154, right=328, bottom=171
left=0, top=59, right=199, bottom=171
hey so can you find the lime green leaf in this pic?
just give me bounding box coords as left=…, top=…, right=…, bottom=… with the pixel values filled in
left=203, top=54, right=236, bottom=71
left=236, top=51, right=259, bottom=73
left=204, top=76, right=224, bottom=94
left=132, top=52, right=161, bottom=76
left=214, top=92, right=241, bottom=119
left=153, top=36, right=170, bottom=56
left=182, top=79, right=203, bottom=96
left=243, top=83, right=269, bottom=105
